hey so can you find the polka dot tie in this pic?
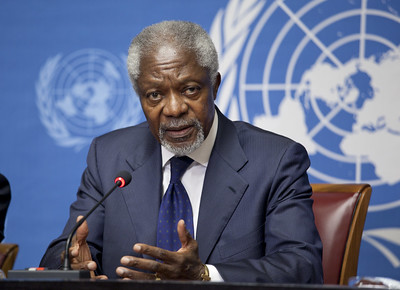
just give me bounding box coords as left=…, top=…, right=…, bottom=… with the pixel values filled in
left=157, top=156, right=194, bottom=252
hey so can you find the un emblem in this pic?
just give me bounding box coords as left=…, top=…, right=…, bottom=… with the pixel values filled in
left=36, top=49, right=142, bottom=151
left=212, top=0, right=400, bottom=271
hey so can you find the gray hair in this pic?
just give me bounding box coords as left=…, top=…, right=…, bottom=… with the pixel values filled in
left=127, top=20, right=219, bottom=93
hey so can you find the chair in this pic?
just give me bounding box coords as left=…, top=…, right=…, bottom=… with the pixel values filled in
left=311, top=183, right=371, bottom=285
left=0, top=174, right=18, bottom=277
left=0, top=243, right=19, bottom=276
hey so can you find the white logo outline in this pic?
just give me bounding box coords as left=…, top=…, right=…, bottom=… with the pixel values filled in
left=211, top=0, right=400, bottom=269
left=36, top=49, right=141, bottom=151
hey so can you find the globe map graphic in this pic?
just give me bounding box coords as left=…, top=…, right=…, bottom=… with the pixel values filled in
left=52, top=49, right=133, bottom=137
left=37, top=48, right=142, bottom=150
left=56, top=79, right=115, bottom=127
left=229, top=0, right=400, bottom=208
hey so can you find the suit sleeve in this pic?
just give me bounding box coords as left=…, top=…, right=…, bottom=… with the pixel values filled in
left=214, top=142, right=323, bottom=283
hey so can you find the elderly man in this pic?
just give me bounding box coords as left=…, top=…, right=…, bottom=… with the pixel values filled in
left=40, top=20, right=323, bottom=283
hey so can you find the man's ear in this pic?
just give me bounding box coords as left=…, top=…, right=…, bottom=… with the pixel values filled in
left=213, top=72, right=221, bottom=101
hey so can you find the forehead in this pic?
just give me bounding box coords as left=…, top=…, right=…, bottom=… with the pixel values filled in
left=141, top=44, right=196, bottom=67
left=155, top=45, right=182, bottom=62
left=138, top=45, right=206, bottom=82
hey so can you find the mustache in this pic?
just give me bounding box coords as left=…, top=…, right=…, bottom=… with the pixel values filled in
left=159, top=118, right=201, bottom=132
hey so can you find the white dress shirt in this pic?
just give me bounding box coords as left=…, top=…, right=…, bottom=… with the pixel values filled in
left=161, top=110, right=223, bottom=281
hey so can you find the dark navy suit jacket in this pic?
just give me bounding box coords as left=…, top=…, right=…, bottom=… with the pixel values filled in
left=41, top=108, right=323, bottom=283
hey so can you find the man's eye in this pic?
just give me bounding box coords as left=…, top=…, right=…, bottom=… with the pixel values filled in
left=147, top=92, right=161, bottom=100
left=183, top=86, right=200, bottom=97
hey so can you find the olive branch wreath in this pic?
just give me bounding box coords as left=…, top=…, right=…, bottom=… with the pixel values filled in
left=210, top=0, right=265, bottom=120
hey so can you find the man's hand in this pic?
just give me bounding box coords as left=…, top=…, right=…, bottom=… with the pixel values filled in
left=69, top=215, right=108, bottom=279
left=116, top=220, right=205, bottom=280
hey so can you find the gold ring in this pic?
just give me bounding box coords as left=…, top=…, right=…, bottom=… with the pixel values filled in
left=155, top=273, right=161, bottom=280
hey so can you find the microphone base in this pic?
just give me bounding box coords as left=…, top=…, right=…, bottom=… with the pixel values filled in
left=8, top=269, right=91, bottom=280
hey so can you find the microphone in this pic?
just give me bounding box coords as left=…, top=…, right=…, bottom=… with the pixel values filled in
left=8, top=171, right=132, bottom=280
left=63, top=170, right=132, bottom=271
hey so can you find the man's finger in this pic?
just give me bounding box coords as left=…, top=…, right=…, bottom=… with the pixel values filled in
left=93, top=275, right=108, bottom=280
left=70, top=245, right=80, bottom=257
left=70, top=260, right=97, bottom=271
left=75, top=215, right=89, bottom=244
left=133, top=243, right=176, bottom=263
left=116, top=266, right=157, bottom=280
left=177, top=219, right=192, bottom=248
left=121, top=254, right=165, bottom=272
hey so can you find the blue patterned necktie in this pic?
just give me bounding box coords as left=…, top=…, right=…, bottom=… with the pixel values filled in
left=157, top=156, right=194, bottom=252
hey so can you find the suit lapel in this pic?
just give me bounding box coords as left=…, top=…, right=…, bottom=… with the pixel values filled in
left=123, top=129, right=162, bottom=248
left=197, top=110, right=249, bottom=262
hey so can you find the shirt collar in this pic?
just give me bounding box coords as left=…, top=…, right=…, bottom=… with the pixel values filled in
left=161, top=110, right=218, bottom=167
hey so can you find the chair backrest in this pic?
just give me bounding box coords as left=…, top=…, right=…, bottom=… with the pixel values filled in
left=0, top=243, right=19, bottom=276
left=311, top=183, right=371, bottom=285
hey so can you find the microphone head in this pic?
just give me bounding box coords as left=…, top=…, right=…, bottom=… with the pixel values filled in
left=114, top=171, right=132, bottom=188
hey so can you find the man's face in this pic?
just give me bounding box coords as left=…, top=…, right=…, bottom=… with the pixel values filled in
left=136, top=45, right=220, bottom=155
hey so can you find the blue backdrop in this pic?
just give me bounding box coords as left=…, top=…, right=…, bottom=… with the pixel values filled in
left=1, top=0, right=399, bottom=281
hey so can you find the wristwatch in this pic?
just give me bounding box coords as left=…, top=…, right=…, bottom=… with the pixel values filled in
left=201, top=264, right=211, bottom=281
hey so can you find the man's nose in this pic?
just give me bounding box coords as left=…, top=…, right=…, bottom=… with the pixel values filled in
left=163, top=91, right=188, bottom=117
